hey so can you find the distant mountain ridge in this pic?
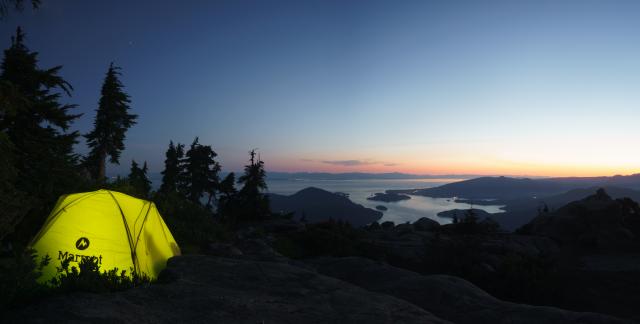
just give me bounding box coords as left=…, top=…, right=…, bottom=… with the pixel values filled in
left=266, top=172, right=478, bottom=180
left=490, top=186, right=640, bottom=230
left=391, top=174, right=640, bottom=231
left=391, top=176, right=565, bottom=200
left=122, top=171, right=478, bottom=190
left=521, top=188, right=640, bottom=251
left=391, top=174, right=640, bottom=200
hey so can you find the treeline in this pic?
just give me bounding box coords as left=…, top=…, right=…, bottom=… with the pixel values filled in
left=157, top=141, right=270, bottom=222
left=0, top=26, right=271, bottom=252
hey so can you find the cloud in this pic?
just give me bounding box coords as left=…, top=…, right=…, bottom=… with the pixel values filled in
left=301, top=159, right=401, bottom=167
left=321, top=159, right=378, bottom=166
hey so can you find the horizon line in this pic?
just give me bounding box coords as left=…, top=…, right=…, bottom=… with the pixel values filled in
left=110, top=170, right=640, bottom=180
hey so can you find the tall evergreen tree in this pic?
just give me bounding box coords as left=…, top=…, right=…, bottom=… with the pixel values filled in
left=237, top=149, right=270, bottom=220
left=175, top=143, right=188, bottom=196
left=128, top=160, right=151, bottom=198
left=0, top=27, right=81, bottom=240
left=85, top=63, right=137, bottom=181
left=0, top=132, right=28, bottom=241
left=217, top=172, right=237, bottom=220
left=219, top=172, right=237, bottom=200
left=159, top=141, right=185, bottom=194
left=182, top=137, right=220, bottom=204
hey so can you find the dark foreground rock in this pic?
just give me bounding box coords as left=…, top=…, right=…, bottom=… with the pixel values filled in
left=413, top=217, right=441, bottom=231
left=437, top=208, right=493, bottom=220
left=5, top=255, right=449, bottom=324
left=309, top=257, right=634, bottom=324
left=521, top=188, right=640, bottom=251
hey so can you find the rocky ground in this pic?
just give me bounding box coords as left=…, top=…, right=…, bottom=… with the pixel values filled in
left=309, top=257, right=631, bottom=324
left=4, top=228, right=636, bottom=323
left=5, top=189, right=640, bottom=323
left=5, top=255, right=450, bottom=324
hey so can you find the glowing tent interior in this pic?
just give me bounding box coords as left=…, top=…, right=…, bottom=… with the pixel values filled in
left=30, top=189, right=181, bottom=282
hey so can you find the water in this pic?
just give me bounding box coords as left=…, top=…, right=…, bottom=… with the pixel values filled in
left=265, top=178, right=504, bottom=225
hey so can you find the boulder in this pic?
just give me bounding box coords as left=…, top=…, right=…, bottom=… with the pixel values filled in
left=394, top=223, right=414, bottom=234
left=233, top=238, right=288, bottom=262
left=366, top=221, right=381, bottom=231
left=413, top=217, right=440, bottom=231
left=309, top=257, right=633, bottom=324
left=5, top=255, right=450, bottom=323
left=206, top=242, right=244, bottom=257
left=259, top=218, right=306, bottom=233
left=381, top=221, right=395, bottom=230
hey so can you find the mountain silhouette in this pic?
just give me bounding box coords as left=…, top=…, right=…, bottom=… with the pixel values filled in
left=393, top=174, right=640, bottom=201
left=269, top=187, right=382, bottom=227
left=520, top=188, right=640, bottom=251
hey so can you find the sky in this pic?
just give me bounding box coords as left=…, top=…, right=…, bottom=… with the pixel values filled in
left=1, top=0, right=640, bottom=177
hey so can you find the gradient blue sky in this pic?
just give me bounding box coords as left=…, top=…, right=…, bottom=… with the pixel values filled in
left=2, top=0, right=640, bottom=176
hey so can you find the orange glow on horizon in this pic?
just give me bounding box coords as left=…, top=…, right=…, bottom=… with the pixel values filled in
left=263, top=140, right=640, bottom=178
left=267, top=158, right=639, bottom=178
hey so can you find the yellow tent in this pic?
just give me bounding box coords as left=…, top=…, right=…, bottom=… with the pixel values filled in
left=30, top=189, right=181, bottom=282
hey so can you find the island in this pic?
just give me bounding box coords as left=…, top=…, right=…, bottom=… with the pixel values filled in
left=375, top=205, right=388, bottom=211
left=367, top=192, right=411, bottom=202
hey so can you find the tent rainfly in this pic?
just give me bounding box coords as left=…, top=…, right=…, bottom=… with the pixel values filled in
left=30, top=189, right=181, bottom=282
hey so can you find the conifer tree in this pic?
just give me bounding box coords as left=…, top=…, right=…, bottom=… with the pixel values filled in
left=85, top=63, right=137, bottom=181
left=0, top=132, right=27, bottom=240
left=217, top=172, right=237, bottom=220
left=219, top=172, right=237, bottom=200
left=159, top=141, right=184, bottom=194
left=128, top=160, right=151, bottom=198
left=182, top=137, right=220, bottom=204
left=139, top=161, right=151, bottom=196
left=175, top=143, right=188, bottom=196
left=0, top=27, right=81, bottom=239
left=237, top=149, right=270, bottom=220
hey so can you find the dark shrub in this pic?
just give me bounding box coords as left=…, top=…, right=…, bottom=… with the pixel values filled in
left=0, top=249, right=50, bottom=310
left=154, top=192, right=231, bottom=253
left=50, top=257, right=150, bottom=293
left=274, top=220, right=384, bottom=260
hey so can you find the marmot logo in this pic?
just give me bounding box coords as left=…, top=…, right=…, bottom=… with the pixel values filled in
left=75, top=237, right=90, bottom=250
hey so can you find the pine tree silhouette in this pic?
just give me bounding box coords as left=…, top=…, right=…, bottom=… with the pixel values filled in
left=182, top=137, right=220, bottom=204
left=219, top=172, right=237, bottom=200
left=0, top=132, right=27, bottom=241
left=0, top=27, right=81, bottom=238
left=128, top=160, right=151, bottom=198
left=217, top=172, right=238, bottom=220
left=85, top=62, right=137, bottom=181
left=160, top=141, right=184, bottom=194
left=237, top=149, right=270, bottom=220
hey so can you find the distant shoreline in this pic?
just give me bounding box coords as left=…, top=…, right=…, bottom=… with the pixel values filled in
left=265, top=172, right=480, bottom=181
